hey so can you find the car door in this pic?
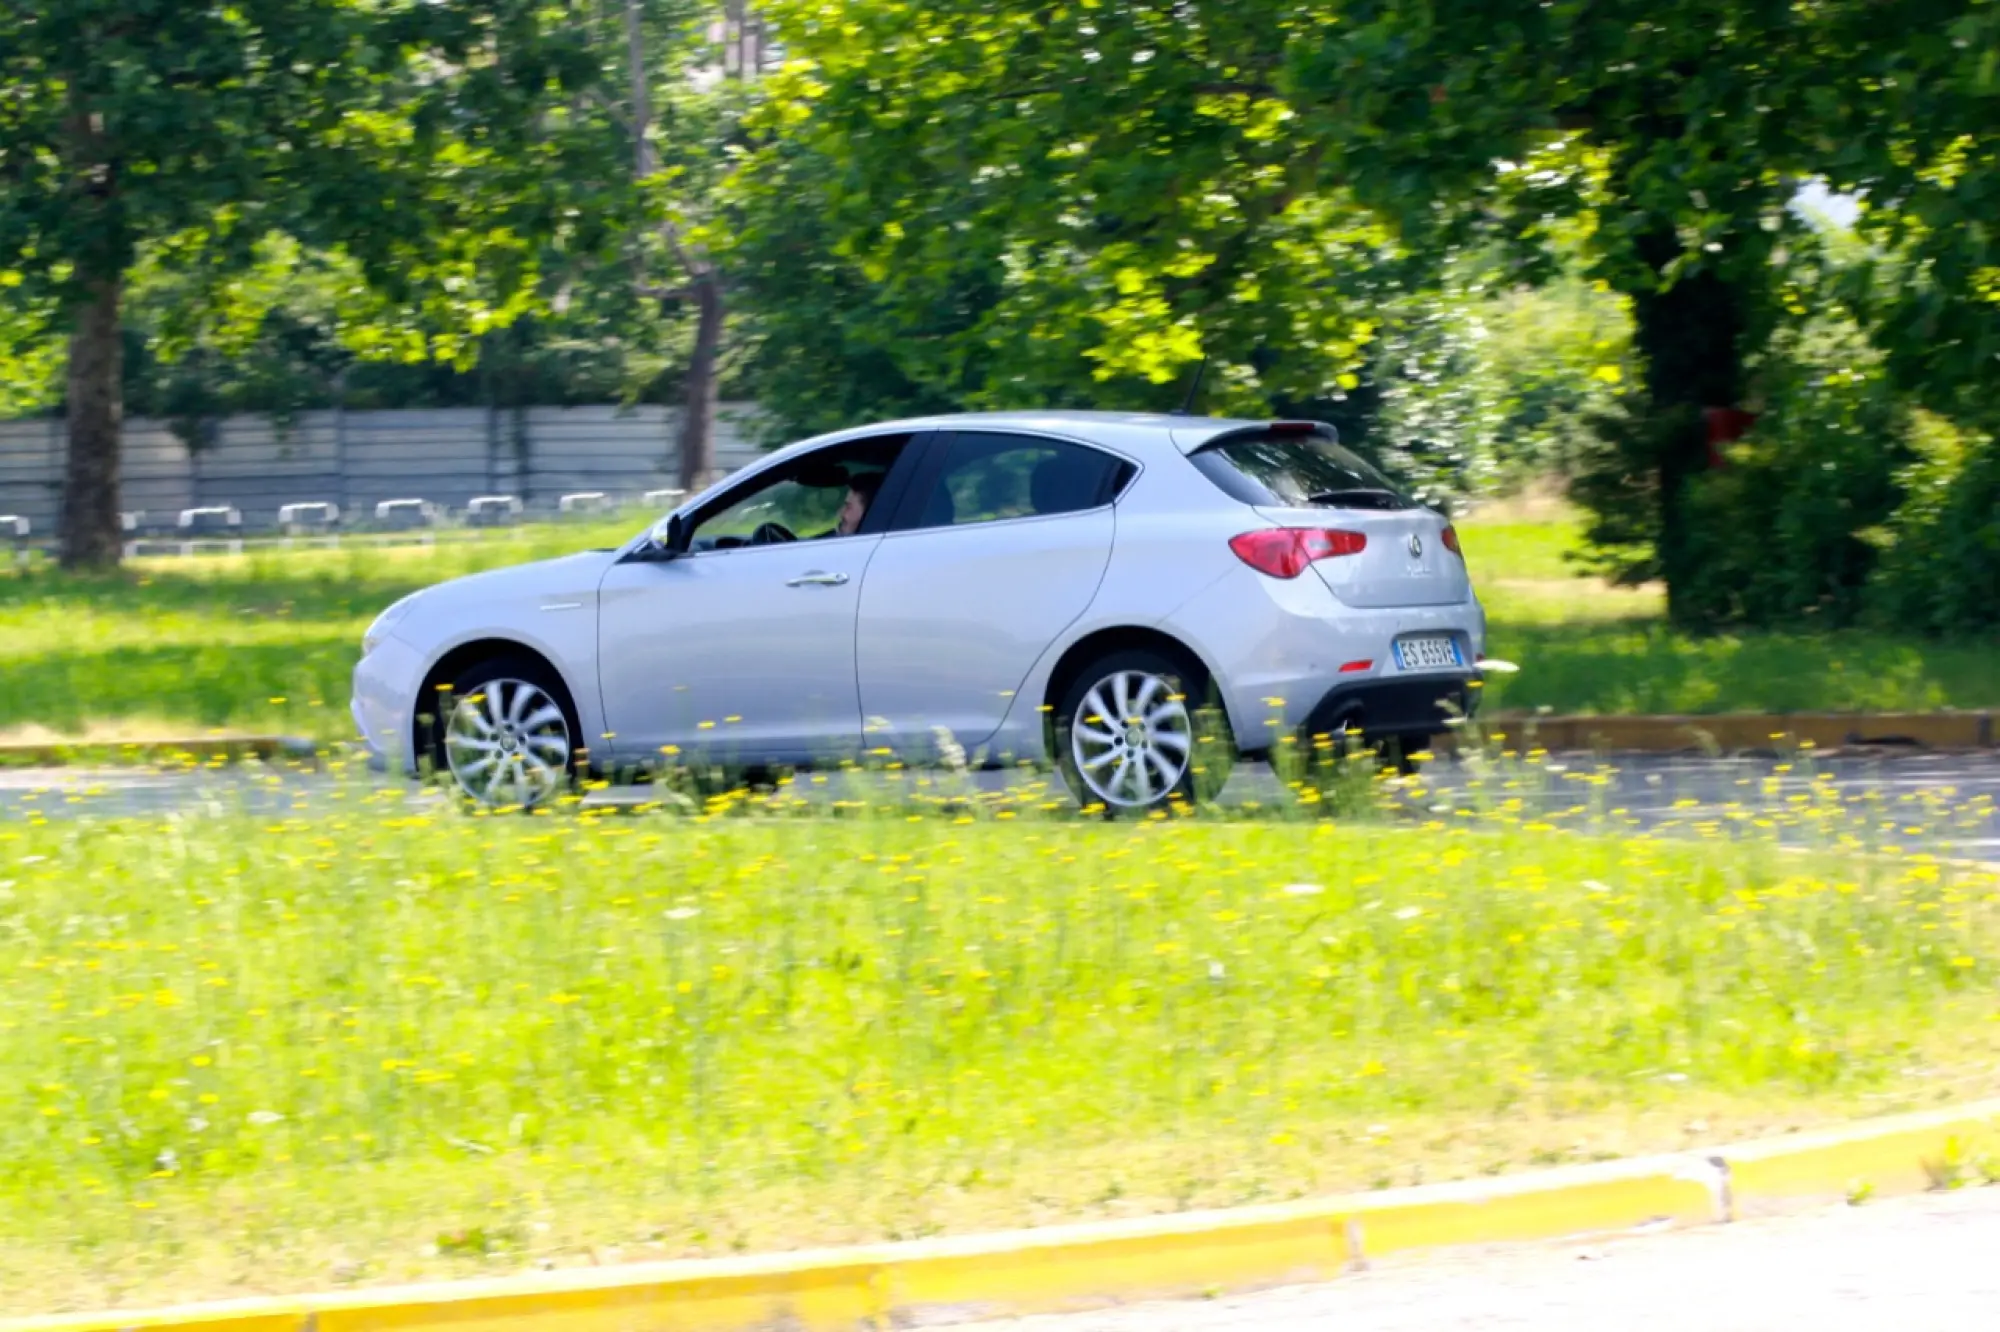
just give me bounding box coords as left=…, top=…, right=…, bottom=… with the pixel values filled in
left=595, top=432, right=927, bottom=766
left=854, top=430, right=1132, bottom=759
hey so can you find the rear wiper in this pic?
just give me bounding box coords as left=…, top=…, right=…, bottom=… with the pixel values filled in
left=1306, top=487, right=1405, bottom=509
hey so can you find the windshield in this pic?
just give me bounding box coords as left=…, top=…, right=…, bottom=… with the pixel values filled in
left=1190, top=432, right=1412, bottom=510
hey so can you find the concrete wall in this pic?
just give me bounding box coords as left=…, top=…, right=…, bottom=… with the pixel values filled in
left=0, top=403, right=767, bottom=534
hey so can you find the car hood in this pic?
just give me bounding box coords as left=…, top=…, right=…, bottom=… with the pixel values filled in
left=416, top=549, right=624, bottom=607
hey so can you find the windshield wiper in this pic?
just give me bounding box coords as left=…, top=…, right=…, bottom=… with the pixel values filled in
left=1306, top=487, right=1404, bottom=509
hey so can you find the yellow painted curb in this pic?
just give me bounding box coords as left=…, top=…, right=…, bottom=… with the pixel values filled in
left=16, top=1099, right=2000, bottom=1332
left=1461, top=711, right=1995, bottom=754
left=1721, top=1098, right=2000, bottom=1215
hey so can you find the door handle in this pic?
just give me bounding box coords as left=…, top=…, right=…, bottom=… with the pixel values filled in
left=785, top=570, right=849, bottom=587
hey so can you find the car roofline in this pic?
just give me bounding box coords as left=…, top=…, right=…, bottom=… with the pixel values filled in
left=716, top=413, right=1346, bottom=505
left=785, top=410, right=1293, bottom=455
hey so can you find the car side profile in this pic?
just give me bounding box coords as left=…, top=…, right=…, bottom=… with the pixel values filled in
left=351, top=411, right=1486, bottom=811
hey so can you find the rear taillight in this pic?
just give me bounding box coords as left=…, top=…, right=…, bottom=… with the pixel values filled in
left=1441, top=525, right=1461, bottom=556
left=1229, top=527, right=1367, bottom=579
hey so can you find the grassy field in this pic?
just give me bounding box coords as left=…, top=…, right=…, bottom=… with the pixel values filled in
left=1462, top=520, right=2000, bottom=715
left=2, top=507, right=1996, bottom=745
left=0, top=522, right=637, bottom=744
left=5, top=769, right=2000, bottom=1308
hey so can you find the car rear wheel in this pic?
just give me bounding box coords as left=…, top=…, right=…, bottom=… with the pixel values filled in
left=435, top=656, right=579, bottom=808
left=1382, top=734, right=1431, bottom=775
left=1056, top=648, right=1231, bottom=814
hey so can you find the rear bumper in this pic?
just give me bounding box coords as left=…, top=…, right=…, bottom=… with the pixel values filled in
left=1166, top=562, right=1487, bottom=752
left=1301, top=669, right=1481, bottom=742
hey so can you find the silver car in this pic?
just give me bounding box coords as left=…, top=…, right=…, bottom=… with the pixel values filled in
left=352, top=411, right=1486, bottom=811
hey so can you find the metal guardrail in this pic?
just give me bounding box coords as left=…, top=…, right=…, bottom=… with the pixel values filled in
left=5, top=491, right=692, bottom=564
left=2, top=513, right=28, bottom=567
left=465, top=495, right=523, bottom=527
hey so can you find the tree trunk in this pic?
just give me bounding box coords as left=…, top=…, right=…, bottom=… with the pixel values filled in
left=677, top=272, right=724, bottom=491
left=1629, top=226, right=1747, bottom=625
left=60, top=277, right=125, bottom=570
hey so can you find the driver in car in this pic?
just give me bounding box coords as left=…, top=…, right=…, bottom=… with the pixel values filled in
left=823, top=471, right=881, bottom=538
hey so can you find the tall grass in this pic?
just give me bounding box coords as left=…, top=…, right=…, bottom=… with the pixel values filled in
left=5, top=772, right=1999, bottom=1306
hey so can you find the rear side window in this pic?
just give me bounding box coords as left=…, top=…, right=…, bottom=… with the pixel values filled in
left=1191, top=432, right=1411, bottom=510
left=901, top=432, right=1133, bottom=530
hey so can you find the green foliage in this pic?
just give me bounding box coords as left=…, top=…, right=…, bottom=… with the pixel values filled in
left=1570, top=276, right=1999, bottom=638
left=1818, top=3, right=2000, bottom=431
left=1478, top=282, right=1637, bottom=481
left=1669, top=318, right=1911, bottom=630
left=2, top=0, right=1992, bottom=591
left=733, top=0, right=1406, bottom=424
left=727, top=134, right=996, bottom=442
left=113, top=235, right=703, bottom=440
left=1565, top=400, right=1675, bottom=587
left=0, top=283, right=62, bottom=418
left=0, top=1, right=602, bottom=318
left=1367, top=269, right=1633, bottom=503
left=0, top=1, right=615, bottom=563
left=1869, top=415, right=2000, bottom=634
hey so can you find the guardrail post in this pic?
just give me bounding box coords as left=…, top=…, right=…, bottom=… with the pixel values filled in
left=1, top=514, right=28, bottom=567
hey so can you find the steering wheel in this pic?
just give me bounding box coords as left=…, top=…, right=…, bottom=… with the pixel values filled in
left=749, top=521, right=798, bottom=545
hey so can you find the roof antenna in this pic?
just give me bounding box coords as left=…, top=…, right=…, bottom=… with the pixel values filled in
left=1171, top=355, right=1209, bottom=417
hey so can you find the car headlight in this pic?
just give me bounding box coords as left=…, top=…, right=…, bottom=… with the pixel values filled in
left=362, top=594, right=420, bottom=655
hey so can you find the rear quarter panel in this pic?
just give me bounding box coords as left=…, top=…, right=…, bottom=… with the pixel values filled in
left=983, top=461, right=1250, bottom=760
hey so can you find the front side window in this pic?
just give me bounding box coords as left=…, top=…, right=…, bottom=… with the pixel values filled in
left=688, top=434, right=912, bottom=550
left=903, top=432, right=1131, bottom=530
left=1191, top=431, right=1411, bottom=510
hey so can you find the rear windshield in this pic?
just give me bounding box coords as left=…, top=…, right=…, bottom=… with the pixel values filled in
left=1190, top=432, right=1412, bottom=510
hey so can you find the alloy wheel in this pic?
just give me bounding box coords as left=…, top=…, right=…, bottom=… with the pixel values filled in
left=1069, top=669, right=1194, bottom=809
left=443, top=677, right=572, bottom=806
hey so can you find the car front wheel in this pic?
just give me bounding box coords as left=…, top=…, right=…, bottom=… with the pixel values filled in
left=435, top=656, right=579, bottom=808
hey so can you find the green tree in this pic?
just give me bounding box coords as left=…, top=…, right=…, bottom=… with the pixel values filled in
left=0, top=1, right=598, bottom=567
left=115, top=222, right=695, bottom=436
left=552, top=1, right=770, bottom=488
left=1814, top=1, right=2000, bottom=434
left=736, top=1, right=1406, bottom=425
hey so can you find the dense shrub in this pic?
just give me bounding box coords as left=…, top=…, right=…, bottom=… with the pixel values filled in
left=1669, top=319, right=1910, bottom=629
left=1868, top=414, right=2000, bottom=634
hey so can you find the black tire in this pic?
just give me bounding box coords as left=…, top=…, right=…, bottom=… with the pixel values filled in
left=426, top=654, right=582, bottom=808
left=1381, top=733, right=1432, bottom=776
left=1053, top=647, right=1234, bottom=814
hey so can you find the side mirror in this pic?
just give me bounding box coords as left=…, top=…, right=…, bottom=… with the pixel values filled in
left=644, top=512, right=688, bottom=560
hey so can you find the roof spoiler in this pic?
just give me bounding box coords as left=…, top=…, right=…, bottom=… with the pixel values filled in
left=1186, top=419, right=1341, bottom=453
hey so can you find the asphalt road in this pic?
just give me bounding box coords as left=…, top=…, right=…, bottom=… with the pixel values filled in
left=951, top=1187, right=2000, bottom=1331
left=4, top=750, right=2000, bottom=852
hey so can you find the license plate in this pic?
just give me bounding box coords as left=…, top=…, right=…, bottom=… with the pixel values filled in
left=1394, top=635, right=1462, bottom=671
